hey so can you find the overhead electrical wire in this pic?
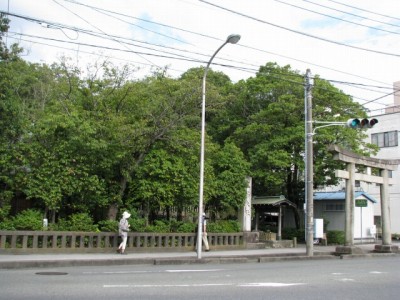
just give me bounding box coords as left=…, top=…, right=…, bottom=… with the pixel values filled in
left=1, top=2, right=396, bottom=108
left=6, top=34, right=157, bottom=68
left=62, top=0, right=221, bottom=44
left=8, top=31, right=206, bottom=64
left=325, top=0, right=400, bottom=22
left=198, top=0, right=400, bottom=58
left=273, top=0, right=400, bottom=35
left=60, top=0, right=398, bottom=92
left=2, top=10, right=253, bottom=69
left=3, top=10, right=393, bottom=88
left=58, top=1, right=395, bottom=88
left=303, top=0, right=400, bottom=30
left=52, top=0, right=158, bottom=67
left=5, top=31, right=391, bottom=108
left=362, top=90, right=399, bottom=106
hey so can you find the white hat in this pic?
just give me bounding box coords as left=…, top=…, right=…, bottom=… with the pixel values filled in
left=122, top=211, right=131, bottom=219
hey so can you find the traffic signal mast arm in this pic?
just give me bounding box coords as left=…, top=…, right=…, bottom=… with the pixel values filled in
left=312, top=118, right=378, bottom=134
left=312, top=121, right=346, bottom=135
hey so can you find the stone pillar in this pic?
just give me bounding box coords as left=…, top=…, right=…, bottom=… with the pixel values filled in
left=277, top=205, right=282, bottom=240
left=337, top=162, right=361, bottom=255
left=380, top=168, right=391, bottom=245
left=375, top=169, right=398, bottom=253
left=239, top=176, right=252, bottom=232
left=345, top=162, right=355, bottom=246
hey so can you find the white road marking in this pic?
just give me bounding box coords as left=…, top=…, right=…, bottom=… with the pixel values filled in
left=85, top=269, right=223, bottom=275
left=239, top=283, right=305, bottom=287
left=84, top=271, right=156, bottom=274
left=369, top=271, right=386, bottom=274
left=338, top=278, right=355, bottom=282
left=165, top=269, right=223, bottom=273
left=104, top=283, right=232, bottom=288
left=104, top=282, right=305, bottom=288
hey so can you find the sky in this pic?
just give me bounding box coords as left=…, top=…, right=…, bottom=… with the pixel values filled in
left=2, top=0, right=400, bottom=115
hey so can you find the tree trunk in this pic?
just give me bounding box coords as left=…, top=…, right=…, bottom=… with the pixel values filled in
left=292, top=206, right=301, bottom=229
left=107, top=203, right=119, bottom=221
left=107, top=175, right=128, bottom=220
left=177, top=206, right=183, bottom=221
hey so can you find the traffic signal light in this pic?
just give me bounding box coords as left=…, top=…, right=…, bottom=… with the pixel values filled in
left=346, top=118, right=378, bottom=129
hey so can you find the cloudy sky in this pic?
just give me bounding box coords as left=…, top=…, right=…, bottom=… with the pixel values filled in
left=2, top=0, right=400, bottom=114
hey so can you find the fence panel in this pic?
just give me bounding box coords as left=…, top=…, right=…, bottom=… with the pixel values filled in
left=0, top=230, right=252, bottom=253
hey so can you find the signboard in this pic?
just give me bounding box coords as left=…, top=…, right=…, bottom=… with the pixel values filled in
left=355, top=199, right=368, bottom=207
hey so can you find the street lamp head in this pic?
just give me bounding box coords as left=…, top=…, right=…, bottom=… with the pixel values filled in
left=226, top=34, right=241, bottom=44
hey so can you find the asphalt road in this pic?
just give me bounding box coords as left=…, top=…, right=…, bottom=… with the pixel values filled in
left=0, top=256, right=399, bottom=300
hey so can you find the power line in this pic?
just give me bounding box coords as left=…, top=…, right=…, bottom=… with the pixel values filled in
left=6, top=31, right=393, bottom=108
left=52, top=0, right=158, bottom=67
left=362, top=90, right=398, bottom=106
left=63, top=0, right=220, bottom=45
left=73, top=3, right=400, bottom=95
left=8, top=31, right=205, bottom=64
left=2, top=5, right=395, bottom=108
left=303, top=0, right=400, bottom=30
left=273, top=0, right=400, bottom=35
left=325, top=0, right=400, bottom=22
left=58, top=1, right=397, bottom=90
left=199, top=0, right=400, bottom=58
left=7, top=4, right=393, bottom=94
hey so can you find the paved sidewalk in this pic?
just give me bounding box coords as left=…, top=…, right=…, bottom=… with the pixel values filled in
left=2, top=243, right=397, bottom=270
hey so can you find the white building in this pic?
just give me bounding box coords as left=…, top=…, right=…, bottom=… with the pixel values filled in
left=362, top=81, right=400, bottom=235
left=313, top=191, right=377, bottom=241
left=316, top=82, right=400, bottom=236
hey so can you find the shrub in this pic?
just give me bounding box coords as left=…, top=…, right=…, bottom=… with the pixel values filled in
left=145, top=220, right=170, bottom=233
left=176, top=222, right=196, bottom=233
left=326, top=230, right=345, bottom=245
left=12, top=209, right=44, bottom=231
left=0, top=219, right=16, bottom=230
left=0, top=204, right=11, bottom=223
left=207, top=220, right=240, bottom=233
left=55, top=213, right=98, bottom=232
left=282, top=228, right=305, bottom=242
left=98, top=220, right=119, bottom=232
left=129, top=218, right=147, bottom=232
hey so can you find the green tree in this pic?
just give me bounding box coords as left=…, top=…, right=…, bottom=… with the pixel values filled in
left=0, top=15, right=31, bottom=219
left=207, top=142, right=250, bottom=219
left=132, top=128, right=199, bottom=224
left=212, top=63, right=375, bottom=228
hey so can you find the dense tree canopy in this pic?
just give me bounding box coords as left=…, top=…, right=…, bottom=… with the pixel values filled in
left=0, top=16, right=375, bottom=229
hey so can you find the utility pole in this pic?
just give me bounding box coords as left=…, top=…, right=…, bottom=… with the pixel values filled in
left=305, top=69, right=314, bottom=256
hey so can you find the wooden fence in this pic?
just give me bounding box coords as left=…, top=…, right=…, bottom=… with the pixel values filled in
left=0, top=230, right=258, bottom=254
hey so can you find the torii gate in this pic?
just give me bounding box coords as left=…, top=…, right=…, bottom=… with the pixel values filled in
left=329, top=145, right=400, bottom=254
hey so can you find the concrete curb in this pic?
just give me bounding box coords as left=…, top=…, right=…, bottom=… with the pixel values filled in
left=1, top=243, right=398, bottom=270
left=2, top=252, right=399, bottom=270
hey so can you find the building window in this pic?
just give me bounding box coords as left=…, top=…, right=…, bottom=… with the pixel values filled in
left=371, top=131, right=398, bottom=148
left=325, top=203, right=344, bottom=211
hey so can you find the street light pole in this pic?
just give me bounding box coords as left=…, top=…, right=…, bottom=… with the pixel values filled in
left=197, top=34, right=241, bottom=259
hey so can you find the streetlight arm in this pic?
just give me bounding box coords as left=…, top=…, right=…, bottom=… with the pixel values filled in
left=202, top=41, right=228, bottom=84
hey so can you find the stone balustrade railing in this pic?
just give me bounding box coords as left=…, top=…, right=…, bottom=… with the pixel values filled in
left=0, top=230, right=258, bottom=254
